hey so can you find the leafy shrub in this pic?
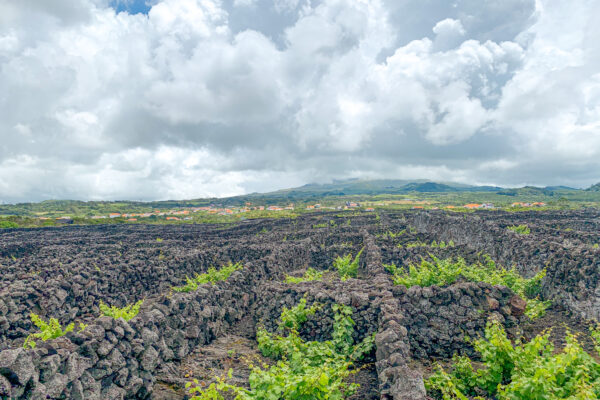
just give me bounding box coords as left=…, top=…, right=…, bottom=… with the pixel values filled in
left=507, top=224, right=531, bottom=235
left=398, top=240, right=455, bottom=249
left=78, top=322, right=88, bottom=332
left=99, top=299, right=143, bottom=321
left=593, top=243, right=599, bottom=249
left=23, top=313, right=74, bottom=349
left=377, top=230, right=406, bottom=239
left=285, top=267, right=324, bottom=284
left=333, top=248, right=363, bottom=281
left=0, top=220, right=19, bottom=229
left=426, top=319, right=600, bottom=399
left=312, top=223, right=328, bottom=228
left=279, top=297, right=321, bottom=330
left=186, top=299, right=375, bottom=399
left=387, top=255, right=549, bottom=319
left=173, top=262, right=243, bottom=292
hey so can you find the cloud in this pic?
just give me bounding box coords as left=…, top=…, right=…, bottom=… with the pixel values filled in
left=0, top=0, right=599, bottom=202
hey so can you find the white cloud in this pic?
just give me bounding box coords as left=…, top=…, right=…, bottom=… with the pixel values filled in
left=433, top=18, right=465, bottom=37
left=0, top=0, right=599, bottom=202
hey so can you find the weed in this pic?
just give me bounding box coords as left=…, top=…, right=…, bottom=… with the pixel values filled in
left=156, top=238, right=163, bottom=242
left=173, top=262, right=243, bottom=292
left=23, top=314, right=74, bottom=349
left=99, top=299, right=143, bottom=321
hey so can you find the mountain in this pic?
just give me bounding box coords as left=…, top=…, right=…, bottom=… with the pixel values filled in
left=587, top=183, right=600, bottom=192
left=237, top=179, right=502, bottom=201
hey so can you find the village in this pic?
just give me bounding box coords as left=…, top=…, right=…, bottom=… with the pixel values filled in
left=35, top=200, right=547, bottom=224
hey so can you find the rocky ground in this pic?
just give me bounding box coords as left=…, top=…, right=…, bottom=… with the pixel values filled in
left=0, top=209, right=599, bottom=399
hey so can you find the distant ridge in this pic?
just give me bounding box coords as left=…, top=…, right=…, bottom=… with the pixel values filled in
left=241, top=179, right=503, bottom=200
left=0, top=179, right=595, bottom=210
left=587, top=183, right=600, bottom=192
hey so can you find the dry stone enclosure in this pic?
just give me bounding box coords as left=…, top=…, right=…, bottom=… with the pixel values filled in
left=1, top=209, right=599, bottom=399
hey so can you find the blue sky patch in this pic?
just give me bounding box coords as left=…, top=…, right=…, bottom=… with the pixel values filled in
left=110, top=0, right=152, bottom=15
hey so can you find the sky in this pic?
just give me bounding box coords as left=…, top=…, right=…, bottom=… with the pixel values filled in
left=0, top=0, right=599, bottom=202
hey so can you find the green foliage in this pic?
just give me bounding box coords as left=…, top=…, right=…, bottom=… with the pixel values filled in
left=0, top=220, right=19, bottom=228
left=187, top=300, right=375, bottom=400
left=377, top=230, right=405, bottom=239
left=593, top=243, right=599, bottom=249
left=398, top=240, right=455, bottom=249
left=23, top=313, right=74, bottom=349
left=173, top=262, right=243, bottom=292
left=285, top=268, right=324, bottom=284
left=426, top=319, right=600, bottom=399
left=507, top=224, right=531, bottom=235
left=313, top=223, right=328, bottom=228
left=333, top=248, right=364, bottom=281
left=388, top=255, right=548, bottom=319
left=99, top=299, right=143, bottom=321
left=279, top=297, right=321, bottom=330
left=156, top=238, right=163, bottom=242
